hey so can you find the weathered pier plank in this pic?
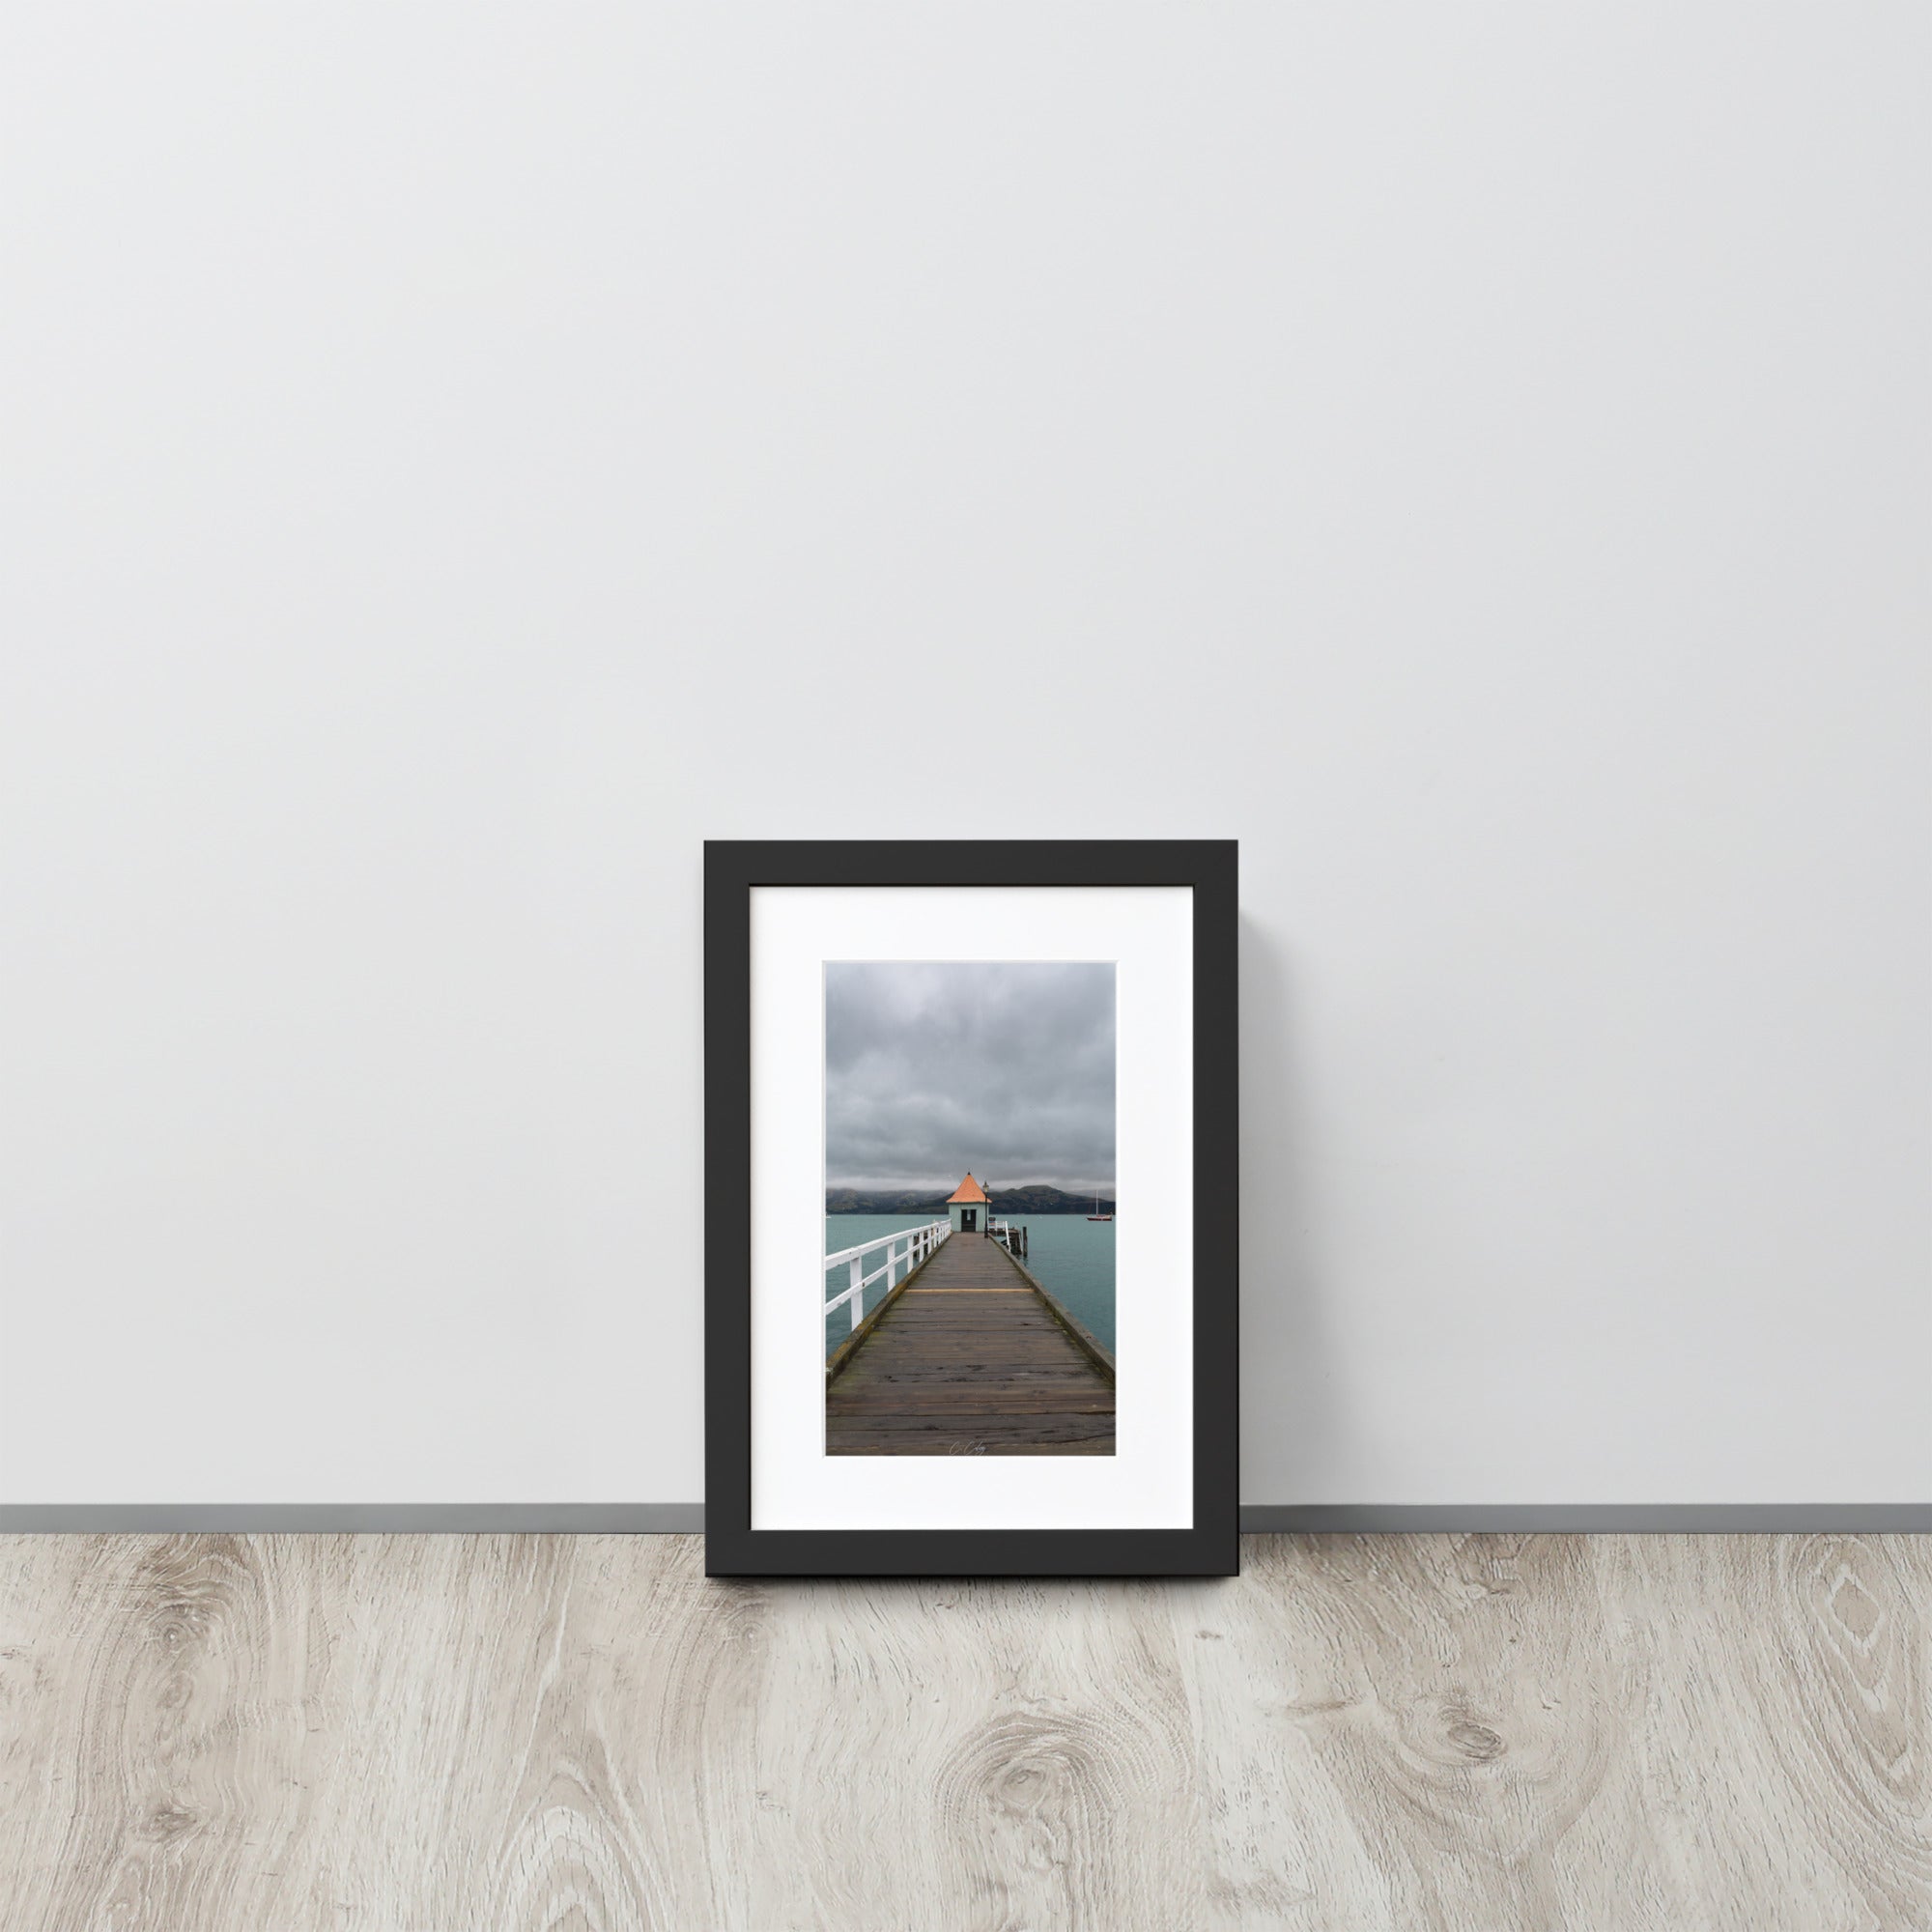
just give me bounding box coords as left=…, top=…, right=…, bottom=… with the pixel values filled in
left=827, top=1233, right=1116, bottom=1456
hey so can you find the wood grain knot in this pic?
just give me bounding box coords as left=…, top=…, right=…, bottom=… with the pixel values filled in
left=1406, top=1701, right=1512, bottom=1768
left=147, top=1601, right=215, bottom=1650
left=139, top=1803, right=198, bottom=1845
left=939, top=1708, right=1166, bottom=1841
left=1823, top=1565, right=1885, bottom=1652
left=1445, top=1717, right=1507, bottom=1764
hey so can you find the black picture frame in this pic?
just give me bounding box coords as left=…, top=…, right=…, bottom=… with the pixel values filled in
left=703, top=839, right=1238, bottom=1577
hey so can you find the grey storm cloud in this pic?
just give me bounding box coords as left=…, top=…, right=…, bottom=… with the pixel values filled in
left=825, top=961, right=1115, bottom=1192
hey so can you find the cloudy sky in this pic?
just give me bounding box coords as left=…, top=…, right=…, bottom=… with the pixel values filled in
left=825, top=961, right=1115, bottom=1192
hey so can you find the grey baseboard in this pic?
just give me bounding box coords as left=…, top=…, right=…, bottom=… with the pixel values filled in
left=0, top=1504, right=708, bottom=1533
left=3, top=1503, right=1932, bottom=1533
left=1236, top=1504, right=1932, bottom=1532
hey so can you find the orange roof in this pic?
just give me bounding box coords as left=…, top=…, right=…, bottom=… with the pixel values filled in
left=947, top=1173, right=988, bottom=1204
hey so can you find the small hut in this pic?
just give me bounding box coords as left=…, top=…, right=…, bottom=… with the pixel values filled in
left=946, top=1172, right=989, bottom=1235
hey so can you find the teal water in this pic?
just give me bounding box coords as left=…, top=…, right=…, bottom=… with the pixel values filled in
left=823, top=1214, right=1116, bottom=1359
left=999, top=1216, right=1116, bottom=1353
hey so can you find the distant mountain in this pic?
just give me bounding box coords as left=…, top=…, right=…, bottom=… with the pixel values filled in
left=827, top=1184, right=1116, bottom=1216
left=988, top=1184, right=1116, bottom=1216
left=824, top=1188, right=948, bottom=1216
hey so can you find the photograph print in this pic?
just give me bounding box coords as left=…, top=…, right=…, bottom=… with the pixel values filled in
left=823, top=961, right=1117, bottom=1457
left=704, top=839, right=1237, bottom=1577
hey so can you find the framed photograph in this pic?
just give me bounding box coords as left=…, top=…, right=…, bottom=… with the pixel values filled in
left=704, top=840, right=1237, bottom=1577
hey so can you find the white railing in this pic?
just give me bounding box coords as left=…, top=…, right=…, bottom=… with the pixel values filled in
left=824, top=1219, right=950, bottom=1334
left=987, top=1217, right=1028, bottom=1259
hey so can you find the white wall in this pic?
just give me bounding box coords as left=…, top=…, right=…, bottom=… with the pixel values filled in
left=3, top=5, right=1926, bottom=1507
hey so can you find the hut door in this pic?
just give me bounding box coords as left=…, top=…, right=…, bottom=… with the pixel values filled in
left=962, top=1208, right=976, bottom=1232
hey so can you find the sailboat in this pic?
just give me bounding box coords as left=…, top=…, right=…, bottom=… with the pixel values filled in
left=1087, top=1188, right=1113, bottom=1223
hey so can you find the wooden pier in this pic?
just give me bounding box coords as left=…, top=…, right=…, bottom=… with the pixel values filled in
left=826, top=1229, right=1115, bottom=1456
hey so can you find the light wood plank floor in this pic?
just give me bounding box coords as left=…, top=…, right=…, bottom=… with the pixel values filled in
left=3, top=1533, right=1929, bottom=1929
